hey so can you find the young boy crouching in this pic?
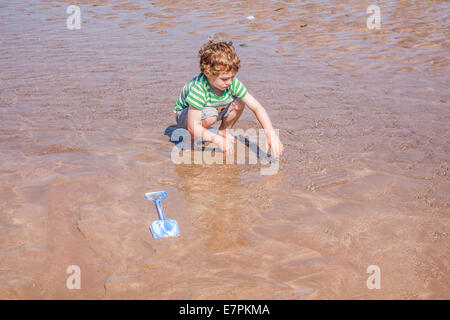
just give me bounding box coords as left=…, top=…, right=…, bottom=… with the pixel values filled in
left=174, top=40, right=284, bottom=158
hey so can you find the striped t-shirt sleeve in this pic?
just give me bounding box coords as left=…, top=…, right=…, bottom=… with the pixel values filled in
left=185, top=83, right=206, bottom=110
left=231, top=77, right=248, bottom=99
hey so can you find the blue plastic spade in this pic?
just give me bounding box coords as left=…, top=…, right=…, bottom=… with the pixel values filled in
left=145, top=191, right=180, bottom=239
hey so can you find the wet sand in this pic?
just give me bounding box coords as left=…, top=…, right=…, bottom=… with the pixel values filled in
left=0, top=0, right=449, bottom=299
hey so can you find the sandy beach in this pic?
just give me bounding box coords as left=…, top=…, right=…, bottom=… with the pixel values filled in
left=0, top=0, right=448, bottom=299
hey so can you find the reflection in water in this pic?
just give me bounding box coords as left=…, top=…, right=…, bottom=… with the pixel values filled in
left=174, top=161, right=253, bottom=251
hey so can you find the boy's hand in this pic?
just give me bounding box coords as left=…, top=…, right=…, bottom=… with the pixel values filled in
left=213, top=134, right=235, bottom=155
left=265, top=130, right=284, bottom=158
left=219, top=129, right=237, bottom=145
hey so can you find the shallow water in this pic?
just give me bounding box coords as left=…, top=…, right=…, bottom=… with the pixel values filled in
left=0, top=0, right=449, bottom=299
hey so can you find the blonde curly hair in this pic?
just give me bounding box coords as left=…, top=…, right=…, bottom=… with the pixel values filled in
left=198, top=40, right=240, bottom=76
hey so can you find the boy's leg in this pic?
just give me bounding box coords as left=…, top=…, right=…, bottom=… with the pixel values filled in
left=218, top=98, right=245, bottom=134
left=194, top=108, right=218, bottom=148
left=176, top=107, right=218, bottom=149
left=202, top=116, right=217, bottom=129
left=190, top=116, right=216, bottom=150
left=201, top=107, right=219, bottom=129
left=176, top=107, right=218, bottom=130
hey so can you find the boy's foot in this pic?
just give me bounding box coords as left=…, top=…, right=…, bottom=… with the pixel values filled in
left=218, top=130, right=236, bottom=144
left=189, top=137, right=206, bottom=150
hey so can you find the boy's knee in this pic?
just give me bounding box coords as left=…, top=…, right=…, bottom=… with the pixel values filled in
left=202, top=116, right=217, bottom=128
left=232, top=98, right=246, bottom=112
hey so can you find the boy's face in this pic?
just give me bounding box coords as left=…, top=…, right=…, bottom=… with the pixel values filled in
left=205, top=70, right=235, bottom=92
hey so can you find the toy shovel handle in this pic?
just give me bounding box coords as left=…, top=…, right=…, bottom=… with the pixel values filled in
left=154, top=199, right=166, bottom=220
left=145, top=191, right=167, bottom=201
left=145, top=191, right=167, bottom=220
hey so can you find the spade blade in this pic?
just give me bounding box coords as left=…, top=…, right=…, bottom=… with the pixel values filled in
left=150, top=219, right=180, bottom=239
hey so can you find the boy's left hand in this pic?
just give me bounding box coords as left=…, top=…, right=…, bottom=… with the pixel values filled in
left=265, top=130, right=284, bottom=158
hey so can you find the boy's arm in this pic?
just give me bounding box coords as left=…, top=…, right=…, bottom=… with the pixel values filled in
left=186, top=106, right=234, bottom=154
left=242, top=93, right=274, bottom=131
left=241, top=93, right=284, bottom=157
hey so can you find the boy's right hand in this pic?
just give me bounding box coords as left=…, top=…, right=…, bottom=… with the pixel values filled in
left=213, top=134, right=235, bottom=155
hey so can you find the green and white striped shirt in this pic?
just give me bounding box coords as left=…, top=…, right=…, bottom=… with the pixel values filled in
left=174, top=73, right=247, bottom=112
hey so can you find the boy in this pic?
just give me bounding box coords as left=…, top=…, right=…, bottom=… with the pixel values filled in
left=174, top=40, right=284, bottom=158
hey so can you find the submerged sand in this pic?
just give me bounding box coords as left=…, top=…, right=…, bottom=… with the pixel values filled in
left=0, top=0, right=448, bottom=299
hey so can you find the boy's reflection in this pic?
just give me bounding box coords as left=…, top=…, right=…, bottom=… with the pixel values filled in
left=174, top=162, right=254, bottom=251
